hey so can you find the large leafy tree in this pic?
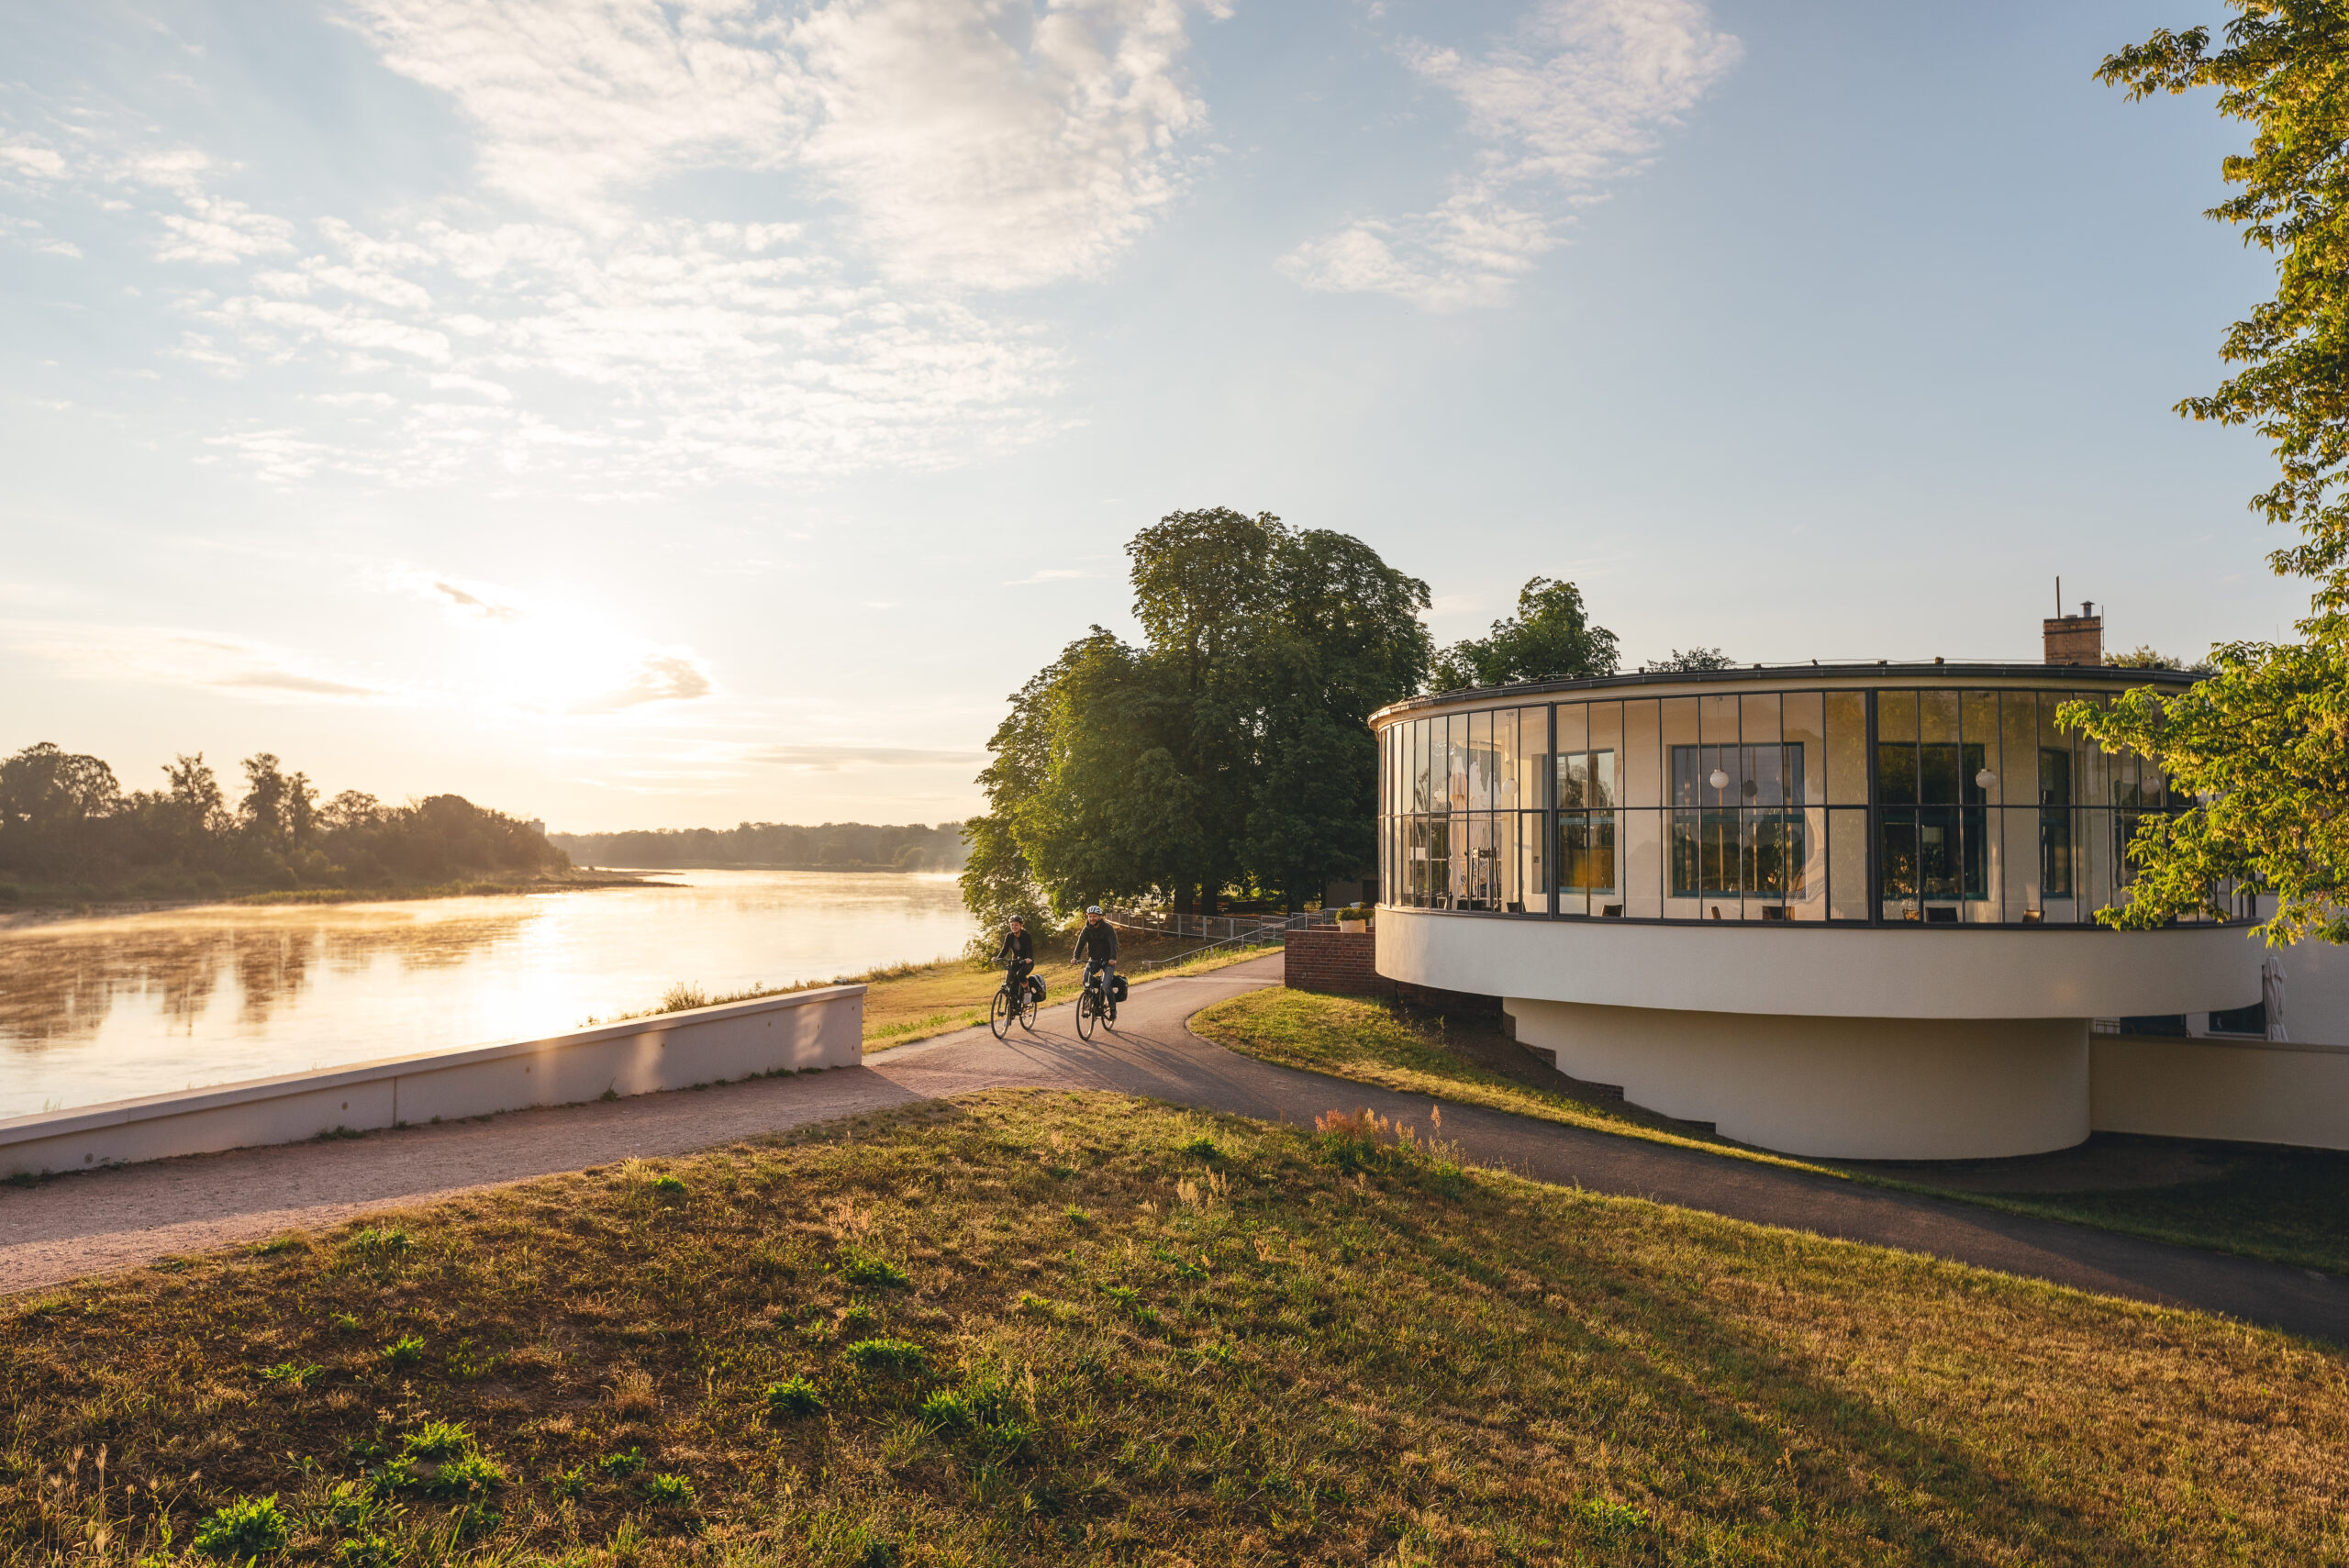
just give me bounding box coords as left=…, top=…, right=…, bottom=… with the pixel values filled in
left=2064, top=4, right=2349, bottom=944
left=1429, top=575, right=1619, bottom=690
left=963, top=508, right=1430, bottom=921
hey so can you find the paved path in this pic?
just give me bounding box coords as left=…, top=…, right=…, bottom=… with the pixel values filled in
left=5, top=955, right=2346, bottom=1343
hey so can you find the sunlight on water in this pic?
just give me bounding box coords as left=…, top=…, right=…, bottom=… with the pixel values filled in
left=0, top=870, right=974, bottom=1118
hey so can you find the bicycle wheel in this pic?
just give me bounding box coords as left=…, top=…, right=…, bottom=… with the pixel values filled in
left=1104, top=992, right=1117, bottom=1031
left=1074, top=986, right=1097, bottom=1040
left=1019, top=984, right=1039, bottom=1030
left=989, top=987, right=1012, bottom=1040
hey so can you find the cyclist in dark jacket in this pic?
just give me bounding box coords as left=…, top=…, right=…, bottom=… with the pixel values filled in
left=1072, top=906, right=1118, bottom=1004
left=996, top=917, right=1035, bottom=999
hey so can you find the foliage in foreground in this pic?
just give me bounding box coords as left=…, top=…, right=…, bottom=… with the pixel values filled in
left=6, top=1093, right=2349, bottom=1565
left=1196, top=986, right=2349, bottom=1275
left=2074, top=6, right=2349, bottom=942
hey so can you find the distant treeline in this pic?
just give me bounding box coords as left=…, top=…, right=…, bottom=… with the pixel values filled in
left=552, top=822, right=968, bottom=872
left=0, top=741, right=568, bottom=901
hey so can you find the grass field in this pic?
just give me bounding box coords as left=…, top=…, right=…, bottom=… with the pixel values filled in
left=1192, top=988, right=2349, bottom=1277
left=7, top=1090, right=2347, bottom=1566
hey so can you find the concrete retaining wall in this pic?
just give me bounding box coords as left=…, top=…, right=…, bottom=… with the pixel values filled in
left=0, top=985, right=864, bottom=1179
left=2091, top=1032, right=2349, bottom=1151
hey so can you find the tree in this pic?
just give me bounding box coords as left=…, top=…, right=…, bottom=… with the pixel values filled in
left=0, top=743, right=121, bottom=878
left=2065, top=5, right=2349, bottom=943
left=963, top=508, right=1430, bottom=920
left=1642, top=647, right=1736, bottom=673
left=2105, top=644, right=2212, bottom=673
left=1429, top=576, right=1618, bottom=690
left=239, top=753, right=317, bottom=851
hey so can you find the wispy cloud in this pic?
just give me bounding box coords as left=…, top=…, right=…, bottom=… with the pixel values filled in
left=1282, top=0, right=1740, bottom=310
left=9, top=0, right=1227, bottom=490
left=6, top=621, right=395, bottom=703
left=750, top=743, right=983, bottom=770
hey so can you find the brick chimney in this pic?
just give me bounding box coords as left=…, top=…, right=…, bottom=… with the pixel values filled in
left=2043, top=600, right=2102, bottom=665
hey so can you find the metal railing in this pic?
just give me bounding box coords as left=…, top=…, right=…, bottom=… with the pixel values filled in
left=1106, top=906, right=1361, bottom=973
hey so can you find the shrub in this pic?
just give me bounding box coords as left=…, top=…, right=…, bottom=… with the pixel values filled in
left=380, top=1334, right=426, bottom=1369
left=341, top=1227, right=411, bottom=1260
left=258, top=1361, right=322, bottom=1389
left=1581, top=1496, right=1650, bottom=1538
left=640, top=1472, right=696, bottom=1509
left=1178, top=1133, right=1220, bottom=1159
left=919, top=1387, right=973, bottom=1429
left=841, top=1249, right=910, bottom=1290
left=766, top=1375, right=826, bottom=1418
left=843, top=1338, right=927, bottom=1373
left=402, top=1419, right=473, bottom=1460
left=193, top=1494, right=287, bottom=1559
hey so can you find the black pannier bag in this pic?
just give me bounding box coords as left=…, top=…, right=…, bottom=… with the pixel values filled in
left=1111, top=974, right=1129, bottom=1002
left=1030, top=975, right=1046, bottom=1002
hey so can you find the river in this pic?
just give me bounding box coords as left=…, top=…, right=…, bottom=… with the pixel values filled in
left=0, top=870, right=975, bottom=1119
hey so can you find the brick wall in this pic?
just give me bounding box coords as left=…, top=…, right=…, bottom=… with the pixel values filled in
left=1283, top=928, right=1392, bottom=998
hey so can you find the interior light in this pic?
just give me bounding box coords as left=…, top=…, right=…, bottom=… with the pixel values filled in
left=1708, top=768, right=1730, bottom=790
left=1976, top=768, right=1997, bottom=790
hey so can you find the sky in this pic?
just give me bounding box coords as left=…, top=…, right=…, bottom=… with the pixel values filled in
left=0, top=0, right=2299, bottom=833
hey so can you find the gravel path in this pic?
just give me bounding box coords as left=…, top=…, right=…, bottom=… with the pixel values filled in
left=5, top=955, right=2345, bottom=1341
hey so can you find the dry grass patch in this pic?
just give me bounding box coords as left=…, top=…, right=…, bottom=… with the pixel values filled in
left=7, top=1091, right=2348, bottom=1565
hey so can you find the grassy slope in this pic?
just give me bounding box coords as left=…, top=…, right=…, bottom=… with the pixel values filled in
left=1193, top=989, right=2349, bottom=1277
left=8, top=1091, right=2349, bottom=1566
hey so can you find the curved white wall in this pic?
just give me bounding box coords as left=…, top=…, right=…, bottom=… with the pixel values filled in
left=1379, top=907, right=2260, bottom=1019
left=1509, top=999, right=2087, bottom=1160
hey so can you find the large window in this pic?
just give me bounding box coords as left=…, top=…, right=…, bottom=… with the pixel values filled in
left=1556, top=749, right=1615, bottom=894
left=1669, top=743, right=1806, bottom=901
left=1875, top=738, right=1987, bottom=910
left=1376, top=681, right=2201, bottom=926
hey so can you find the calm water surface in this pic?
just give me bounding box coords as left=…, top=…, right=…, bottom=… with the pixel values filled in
left=0, top=871, right=974, bottom=1118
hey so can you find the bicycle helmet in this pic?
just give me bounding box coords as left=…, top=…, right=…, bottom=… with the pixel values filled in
left=1085, top=905, right=1102, bottom=916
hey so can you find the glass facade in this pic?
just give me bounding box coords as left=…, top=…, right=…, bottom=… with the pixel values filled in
left=1376, top=678, right=2202, bottom=927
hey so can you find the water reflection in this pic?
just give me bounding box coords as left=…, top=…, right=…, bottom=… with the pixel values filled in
left=0, top=910, right=531, bottom=1046
left=0, top=871, right=974, bottom=1117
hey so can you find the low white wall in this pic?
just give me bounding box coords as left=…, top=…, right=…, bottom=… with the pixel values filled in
left=0, top=984, right=863, bottom=1179
left=2092, top=1033, right=2349, bottom=1151
left=1384, top=906, right=2259, bottom=1019
left=1508, top=998, right=2090, bottom=1160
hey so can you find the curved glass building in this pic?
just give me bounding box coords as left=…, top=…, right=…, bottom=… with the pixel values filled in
left=1370, top=664, right=2266, bottom=1159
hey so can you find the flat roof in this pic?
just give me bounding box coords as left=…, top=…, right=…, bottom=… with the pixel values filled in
left=1370, top=660, right=2202, bottom=726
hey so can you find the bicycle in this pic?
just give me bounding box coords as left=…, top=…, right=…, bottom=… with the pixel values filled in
left=1074, top=963, right=1119, bottom=1040
left=988, top=964, right=1040, bottom=1039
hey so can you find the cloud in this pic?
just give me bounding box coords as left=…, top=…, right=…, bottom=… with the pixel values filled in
left=431, top=580, right=523, bottom=621
left=19, top=0, right=1226, bottom=488
left=341, top=0, right=1213, bottom=289
left=6, top=621, right=393, bottom=703
left=579, top=651, right=715, bottom=711
left=1, top=140, right=68, bottom=180
left=789, top=0, right=1209, bottom=289
left=1281, top=0, right=1740, bottom=310
left=750, top=743, right=983, bottom=770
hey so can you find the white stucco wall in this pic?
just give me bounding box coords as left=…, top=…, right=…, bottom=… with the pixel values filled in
left=2092, top=1034, right=2349, bottom=1150
left=0, top=984, right=863, bottom=1179
left=1508, top=998, right=2088, bottom=1159
left=1380, top=906, right=2262, bottom=1019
